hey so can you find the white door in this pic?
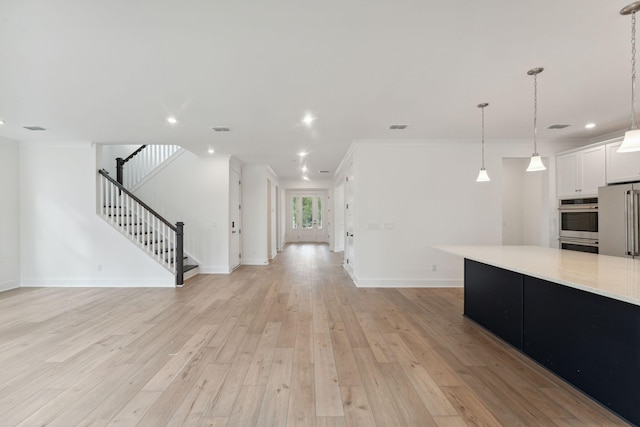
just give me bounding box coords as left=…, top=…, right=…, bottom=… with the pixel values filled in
left=344, top=168, right=355, bottom=272
left=230, top=169, right=241, bottom=270
left=290, top=192, right=327, bottom=242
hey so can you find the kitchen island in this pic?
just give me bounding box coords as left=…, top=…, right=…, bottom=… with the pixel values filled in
left=437, top=245, right=640, bottom=426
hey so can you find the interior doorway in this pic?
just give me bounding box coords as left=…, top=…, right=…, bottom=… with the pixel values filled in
left=501, top=157, right=550, bottom=246
left=286, top=191, right=329, bottom=243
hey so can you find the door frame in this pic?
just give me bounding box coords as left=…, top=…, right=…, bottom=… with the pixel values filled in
left=286, top=190, right=329, bottom=243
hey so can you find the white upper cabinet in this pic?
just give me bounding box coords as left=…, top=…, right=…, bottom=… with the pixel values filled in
left=606, top=140, right=640, bottom=184
left=557, top=146, right=605, bottom=198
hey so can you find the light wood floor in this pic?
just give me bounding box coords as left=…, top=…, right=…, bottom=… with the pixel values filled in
left=0, top=243, right=629, bottom=426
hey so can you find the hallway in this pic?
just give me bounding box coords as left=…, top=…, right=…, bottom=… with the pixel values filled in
left=0, top=243, right=627, bottom=426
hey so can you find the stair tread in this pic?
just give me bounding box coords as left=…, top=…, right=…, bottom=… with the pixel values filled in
left=183, top=264, right=198, bottom=273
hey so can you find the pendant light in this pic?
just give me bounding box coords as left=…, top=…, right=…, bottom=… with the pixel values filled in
left=618, top=2, right=640, bottom=153
left=476, top=103, right=490, bottom=182
left=526, top=67, right=546, bottom=172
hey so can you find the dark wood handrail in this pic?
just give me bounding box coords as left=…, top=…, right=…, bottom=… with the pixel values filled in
left=99, top=169, right=177, bottom=231
left=116, top=145, right=147, bottom=185
left=123, top=145, right=147, bottom=164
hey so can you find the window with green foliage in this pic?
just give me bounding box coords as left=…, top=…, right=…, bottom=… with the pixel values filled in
left=302, top=196, right=313, bottom=228
left=292, top=197, right=298, bottom=229
left=317, top=197, right=322, bottom=229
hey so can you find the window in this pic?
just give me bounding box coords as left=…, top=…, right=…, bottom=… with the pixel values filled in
left=317, top=196, right=322, bottom=229
left=292, top=197, right=298, bottom=229
left=302, top=196, right=313, bottom=228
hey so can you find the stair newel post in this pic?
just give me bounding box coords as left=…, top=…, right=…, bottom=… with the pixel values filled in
left=176, top=221, right=184, bottom=287
left=116, top=157, right=124, bottom=186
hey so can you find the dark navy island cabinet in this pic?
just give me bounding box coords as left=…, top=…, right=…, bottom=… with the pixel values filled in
left=464, top=259, right=640, bottom=426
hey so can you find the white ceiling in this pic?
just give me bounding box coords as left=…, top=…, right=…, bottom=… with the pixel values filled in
left=0, top=0, right=635, bottom=179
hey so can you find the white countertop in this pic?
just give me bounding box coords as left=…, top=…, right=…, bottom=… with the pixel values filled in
left=436, top=245, right=640, bottom=307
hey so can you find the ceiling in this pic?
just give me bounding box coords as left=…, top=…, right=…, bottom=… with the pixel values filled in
left=0, top=0, right=636, bottom=179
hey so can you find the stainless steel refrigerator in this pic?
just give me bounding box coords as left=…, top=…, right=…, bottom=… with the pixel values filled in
left=598, top=183, right=640, bottom=258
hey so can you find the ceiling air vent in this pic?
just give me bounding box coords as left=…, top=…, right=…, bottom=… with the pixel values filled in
left=24, top=126, right=46, bottom=131
left=319, top=170, right=331, bottom=174
left=547, top=124, right=570, bottom=129
left=212, top=126, right=231, bottom=132
left=389, top=124, right=408, bottom=130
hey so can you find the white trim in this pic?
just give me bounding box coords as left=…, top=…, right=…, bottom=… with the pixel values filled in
left=353, top=278, right=463, bottom=288
left=242, top=258, right=269, bottom=265
left=20, top=278, right=174, bottom=288
left=0, top=280, right=20, bottom=292
left=184, top=268, right=200, bottom=280
left=342, top=264, right=462, bottom=288
left=197, top=266, right=232, bottom=274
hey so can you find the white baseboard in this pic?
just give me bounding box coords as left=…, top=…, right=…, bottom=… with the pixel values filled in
left=0, top=279, right=20, bottom=292
left=353, top=278, right=463, bottom=288
left=20, top=278, right=174, bottom=288
left=242, top=258, right=269, bottom=266
left=197, top=266, right=232, bottom=274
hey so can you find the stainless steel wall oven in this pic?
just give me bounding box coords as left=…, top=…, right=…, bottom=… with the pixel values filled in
left=558, top=197, right=598, bottom=253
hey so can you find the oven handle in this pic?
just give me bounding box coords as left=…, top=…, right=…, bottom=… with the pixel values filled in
left=557, top=205, right=598, bottom=211
left=558, top=237, right=599, bottom=247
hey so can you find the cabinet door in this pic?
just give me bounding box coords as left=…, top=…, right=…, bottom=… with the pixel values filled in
left=580, top=146, right=605, bottom=196
left=606, top=141, right=640, bottom=184
left=557, top=153, right=579, bottom=198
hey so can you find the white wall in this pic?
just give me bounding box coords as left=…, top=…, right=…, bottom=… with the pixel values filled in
left=20, top=141, right=173, bottom=287
left=341, top=139, right=578, bottom=287
left=0, top=138, right=20, bottom=291
left=241, top=165, right=279, bottom=265
left=133, top=150, right=232, bottom=273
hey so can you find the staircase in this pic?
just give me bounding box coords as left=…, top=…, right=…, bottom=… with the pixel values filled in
left=98, top=145, right=198, bottom=286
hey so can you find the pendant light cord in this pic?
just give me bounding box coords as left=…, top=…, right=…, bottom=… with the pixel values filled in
left=533, top=72, right=538, bottom=154
left=481, top=106, right=486, bottom=168
left=632, top=12, right=637, bottom=130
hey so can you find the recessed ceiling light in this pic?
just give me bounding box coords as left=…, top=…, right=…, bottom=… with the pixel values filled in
left=208, top=148, right=214, bottom=154
left=167, top=116, right=178, bottom=125
left=298, top=151, right=308, bottom=157
left=302, top=113, right=315, bottom=126
left=585, top=123, right=596, bottom=129
left=301, top=166, right=308, bottom=173
left=23, top=126, right=46, bottom=131
left=0, top=120, right=4, bottom=125
left=302, top=176, right=310, bottom=181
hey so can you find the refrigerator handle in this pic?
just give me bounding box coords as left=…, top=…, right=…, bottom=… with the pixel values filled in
left=634, top=190, right=640, bottom=257
left=626, top=190, right=633, bottom=256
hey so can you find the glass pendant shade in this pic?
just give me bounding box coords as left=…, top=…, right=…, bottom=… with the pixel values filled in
left=526, top=154, right=546, bottom=172
left=476, top=168, right=490, bottom=182
left=618, top=129, right=640, bottom=152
